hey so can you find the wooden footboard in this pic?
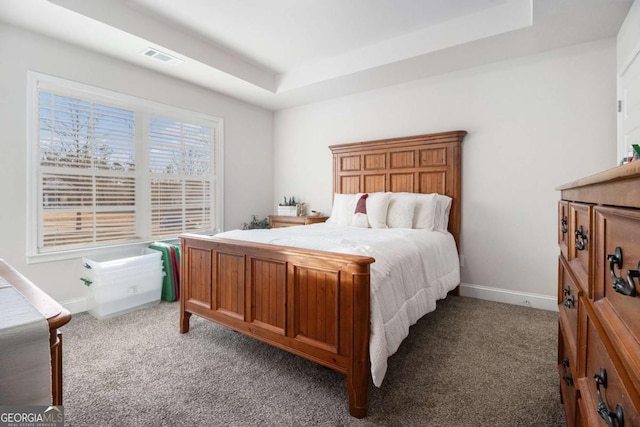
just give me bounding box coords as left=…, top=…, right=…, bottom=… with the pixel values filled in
left=179, top=234, right=375, bottom=418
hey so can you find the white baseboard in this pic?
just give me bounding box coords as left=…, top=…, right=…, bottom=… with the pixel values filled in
left=61, top=297, right=90, bottom=314
left=459, top=283, right=558, bottom=312
left=63, top=285, right=557, bottom=315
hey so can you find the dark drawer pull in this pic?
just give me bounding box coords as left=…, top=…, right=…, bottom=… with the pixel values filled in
left=607, top=248, right=638, bottom=297
left=575, top=225, right=588, bottom=251
left=608, top=247, right=628, bottom=294
left=594, top=368, right=624, bottom=427
left=561, top=216, right=568, bottom=234
left=561, top=357, right=573, bottom=387
left=625, top=264, right=639, bottom=298
left=563, top=295, right=575, bottom=309
left=562, top=287, right=574, bottom=308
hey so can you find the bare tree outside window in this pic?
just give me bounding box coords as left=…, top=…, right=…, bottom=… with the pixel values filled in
left=148, top=116, right=213, bottom=237
left=39, top=92, right=136, bottom=248
left=33, top=84, right=218, bottom=254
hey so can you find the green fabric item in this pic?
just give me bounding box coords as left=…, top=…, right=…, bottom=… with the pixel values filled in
left=148, top=243, right=175, bottom=302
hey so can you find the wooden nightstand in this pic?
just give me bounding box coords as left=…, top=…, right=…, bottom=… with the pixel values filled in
left=268, top=215, right=328, bottom=228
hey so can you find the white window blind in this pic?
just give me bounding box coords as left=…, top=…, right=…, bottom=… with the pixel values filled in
left=31, top=75, right=223, bottom=258
left=148, top=116, right=215, bottom=238
left=39, top=92, right=137, bottom=249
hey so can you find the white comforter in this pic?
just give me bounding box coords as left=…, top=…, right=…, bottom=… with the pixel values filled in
left=215, top=223, right=460, bottom=386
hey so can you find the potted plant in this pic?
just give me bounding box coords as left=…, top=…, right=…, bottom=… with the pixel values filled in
left=242, top=215, right=270, bottom=229
left=278, top=196, right=300, bottom=216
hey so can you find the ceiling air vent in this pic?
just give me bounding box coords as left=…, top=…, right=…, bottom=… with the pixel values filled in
left=140, top=47, right=184, bottom=66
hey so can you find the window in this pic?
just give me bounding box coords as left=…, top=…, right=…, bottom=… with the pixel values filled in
left=148, top=116, right=213, bottom=238
left=28, top=73, right=223, bottom=260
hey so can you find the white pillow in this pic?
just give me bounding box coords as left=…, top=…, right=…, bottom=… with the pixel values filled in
left=434, top=195, right=452, bottom=232
left=386, top=193, right=416, bottom=228
left=327, top=193, right=357, bottom=226
left=365, top=192, right=391, bottom=228
left=413, top=193, right=438, bottom=229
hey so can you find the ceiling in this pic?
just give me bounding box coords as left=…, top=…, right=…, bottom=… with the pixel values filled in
left=0, top=0, right=633, bottom=110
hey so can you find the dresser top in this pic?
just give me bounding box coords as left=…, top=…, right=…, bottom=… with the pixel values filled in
left=556, top=161, right=640, bottom=208
left=556, top=161, right=640, bottom=191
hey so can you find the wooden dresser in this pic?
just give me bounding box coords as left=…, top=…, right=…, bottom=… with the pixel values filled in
left=556, top=162, right=640, bottom=426
left=268, top=215, right=328, bottom=228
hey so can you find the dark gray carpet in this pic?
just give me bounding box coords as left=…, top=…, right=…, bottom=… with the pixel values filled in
left=61, top=296, right=565, bottom=426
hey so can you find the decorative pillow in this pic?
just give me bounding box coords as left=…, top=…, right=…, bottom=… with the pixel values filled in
left=365, top=192, right=392, bottom=228
left=386, top=193, right=416, bottom=228
left=326, top=193, right=357, bottom=226
left=351, top=193, right=369, bottom=228
left=434, top=195, right=452, bottom=232
left=413, top=193, right=438, bottom=229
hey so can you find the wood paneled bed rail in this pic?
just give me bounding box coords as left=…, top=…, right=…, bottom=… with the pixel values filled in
left=179, top=130, right=466, bottom=417
left=180, top=236, right=374, bottom=417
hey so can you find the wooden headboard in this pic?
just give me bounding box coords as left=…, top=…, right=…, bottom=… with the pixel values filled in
left=329, top=130, right=467, bottom=247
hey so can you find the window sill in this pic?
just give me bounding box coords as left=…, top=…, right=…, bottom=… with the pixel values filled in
left=26, top=238, right=182, bottom=264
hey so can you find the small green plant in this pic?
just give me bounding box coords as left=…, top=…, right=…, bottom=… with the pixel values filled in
left=279, top=196, right=297, bottom=206
left=242, top=215, right=270, bottom=230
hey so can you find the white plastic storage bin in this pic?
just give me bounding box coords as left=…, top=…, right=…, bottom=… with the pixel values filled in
left=82, top=248, right=164, bottom=319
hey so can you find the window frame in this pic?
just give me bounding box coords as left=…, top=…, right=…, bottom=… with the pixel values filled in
left=26, top=72, right=224, bottom=263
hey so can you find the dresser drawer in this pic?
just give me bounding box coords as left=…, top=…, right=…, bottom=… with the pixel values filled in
left=593, top=206, right=640, bottom=395
left=577, top=309, right=640, bottom=427
left=568, top=203, right=592, bottom=296
left=558, top=322, right=578, bottom=427
left=558, top=256, right=581, bottom=365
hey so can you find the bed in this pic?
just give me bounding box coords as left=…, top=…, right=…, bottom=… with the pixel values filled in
left=179, top=130, right=467, bottom=417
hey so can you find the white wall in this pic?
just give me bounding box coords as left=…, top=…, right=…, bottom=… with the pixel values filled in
left=0, top=23, right=619, bottom=312
left=0, top=24, right=274, bottom=310
left=274, top=39, right=617, bottom=308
